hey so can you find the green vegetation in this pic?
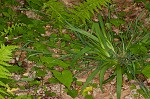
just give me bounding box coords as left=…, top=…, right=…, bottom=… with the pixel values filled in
left=69, top=13, right=150, bottom=99
left=0, top=0, right=150, bottom=99
left=0, top=44, right=17, bottom=99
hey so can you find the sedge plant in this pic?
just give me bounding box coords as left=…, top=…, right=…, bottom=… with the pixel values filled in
left=68, top=13, right=150, bottom=99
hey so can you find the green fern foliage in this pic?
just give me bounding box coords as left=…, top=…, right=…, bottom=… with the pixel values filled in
left=0, top=44, right=17, bottom=98
left=69, top=0, right=111, bottom=23
left=43, top=0, right=67, bottom=27
left=43, top=0, right=111, bottom=27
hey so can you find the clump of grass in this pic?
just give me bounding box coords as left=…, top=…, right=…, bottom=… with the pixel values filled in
left=68, top=11, right=150, bottom=99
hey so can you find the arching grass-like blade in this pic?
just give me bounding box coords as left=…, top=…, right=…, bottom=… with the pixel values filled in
left=80, top=66, right=100, bottom=94
left=71, top=46, right=91, bottom=66
left=99, top=62, right=115, bottom=92
left=116, top=65, right=122, bottom=99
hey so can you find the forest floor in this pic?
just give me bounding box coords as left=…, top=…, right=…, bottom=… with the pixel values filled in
left=11, top=0, right=150, bottom=99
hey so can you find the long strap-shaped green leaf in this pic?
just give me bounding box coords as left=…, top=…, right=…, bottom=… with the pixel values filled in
left=98, top=14, right=115, bottom=53
left=99, top=62, right=111, bottom=92
left=71, top=46, right=91, bottom=66
left=92, top=22, right=106, bottom=49
left=116, top=65, right=122, bottom=99
left=80, top=66, right=100, bottom=94
left=98, top=14, right=107, bottom=39
left=99, top=60, right=117, bottom=92
left=68, top=23, right=99, bottom=42
left=68, top=21, right=111, bottom=58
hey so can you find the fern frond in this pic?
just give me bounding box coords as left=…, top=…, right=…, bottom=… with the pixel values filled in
left=69, top=0, right=111, bottom=23
left=0, top=44, right=17, bottom=97
left=43, top=0, right=67, bottom=27
left=43, top=0, right=111, bottom=27
left=0, top=44, right=17, bottom=79
left=0, top=44, right=17, bottom=64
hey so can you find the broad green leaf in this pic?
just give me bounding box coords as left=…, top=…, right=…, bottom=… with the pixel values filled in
left=63, top=34, right=71, bottom=41
left=80, top=67, right=100, bottom=94
left=2, top=12, right=10, bottom=18
left=48, top=92, right=57, bottom=97
left=67, top=89, right=78, bottom=98
left=109, top=19, right=125, bottom=27
left=33, top=42, right=48, bottom=52
left=116, top=65, right=122, bottom=99
left=48, top=78, right=59, bottom=84
left=142, top=65, right=150, bottom=78
left=36, top=69, right=46, bottom=77
left=76, top=81, right=82, bottom=86
left=52, top=70, right=73, bottom=89
left=21, top=78, right=34, bottom=81
left=29, top=81, right=40, bottom=86
left=130, top=44, right=147, bottom=55
left=85, top=95, right=94, bottom=99
left=145, top=2, right=150, bottom=11
left=6, top=65, right=24, bottom=73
